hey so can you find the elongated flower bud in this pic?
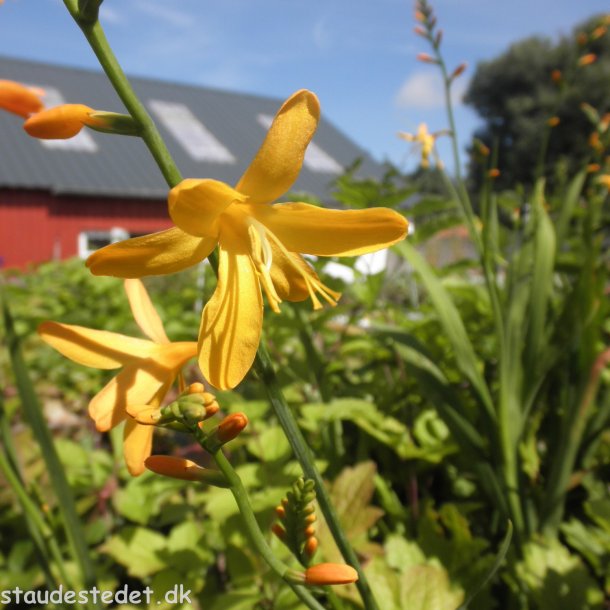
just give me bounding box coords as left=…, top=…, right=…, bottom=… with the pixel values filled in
left=145, top=455, right=229, bottom=487
left=0, top=80, right=44, bottom=118
left=304, top=563, right=359, bottom=585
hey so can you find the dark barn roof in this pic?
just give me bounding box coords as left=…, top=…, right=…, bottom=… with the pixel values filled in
left=0, top=56, right=383, bottom=200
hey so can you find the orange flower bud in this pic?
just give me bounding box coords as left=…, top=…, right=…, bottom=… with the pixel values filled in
left=304, top=513, right=317, bottom=524
left=547, top=116, right=560, bottom=127
left=587, top=163, right=601, bottom=173
left=304, top=524, right=316, bottom=537
left=591, top=26, right=607, bottom=40
left=551, top=69, right=562, bottom=83
left=304, top=537, right=318, bottom=558
left=578, top=53, right=597, bottom=67
left=0, top=80, right=44, bottom=118
left=589, top=132, right=601, bottom=150
left=217, top=412, right=248, bottom=442
left=186, top=382, right=205, bottom=394
left=577, top=32, right=588, bottom=46
left=450, top=63, right=467, bottom=80
left=275, top=505, right=286, bottom=519
left=305, top=563, right=359, bottom=586
left=145, top=455, right=211, bottom=482
left=414, top=26, right=426, bottom=37
left=272, top=523, right=286, bottom=540
left=488, top=168, right=500, bottom=179
left=414, top=10, right=426, bottom=22
left=416, top=52, right=436, bottom=64
left=24, top=104, right=97, bottom=139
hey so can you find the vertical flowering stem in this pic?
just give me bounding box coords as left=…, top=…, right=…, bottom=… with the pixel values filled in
left=61, top=6, right=376, bottom=607
left=255, top=345, right=380, bottom=610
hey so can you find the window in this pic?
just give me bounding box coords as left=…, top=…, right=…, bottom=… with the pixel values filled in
left=257, top=114, right=343, bottom=174
left=78, top=227, right=130, bottom=259
left=149, top=100, right=235, bottom=163
left=30, top=86, right=98, bottom=153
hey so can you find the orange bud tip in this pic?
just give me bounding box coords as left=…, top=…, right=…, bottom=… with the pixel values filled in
left=587, top=163, right=601, bottom=173
left=0, top=80, right=44, bottom=118
left=304, top=537, right=318, bottom=557
left=551, top=69, right=562, bottom=83
left=414, top=10, right=426, bottom=22
left=145, top=455, right=207, bottom=482
left=305, top=563, right=359, bottom=586
left=24, top=104, right=95, bottom=139
left=416, top=52, right=436, bottom=64
left=578, top=53, right=597, bottom=67
left=488, top=168, right=501, bottom=179
left=547, top=117, right=560, bottom=127
left=217, top=412, right=248, bottom=442
left=275, top=505, right=286, bottom=518
left=186, top=382, right=205, bottom=394
left=451, top=63, right=467, bottom=79
left=272, top=524, right=286, bottom=540
left=414, top=26, right=426, bottom=36
left=304, top=524, right=316, bottom=537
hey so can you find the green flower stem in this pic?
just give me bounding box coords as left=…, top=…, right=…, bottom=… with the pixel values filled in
left=0, top=395, right=63, bottom=595
left=63, top=0, right=182, bottom=188
left=254, top=344, right=380, bottom=610
left=2, top=296, right=99, bottom=609
left=187, top=428, right=325, bottom=610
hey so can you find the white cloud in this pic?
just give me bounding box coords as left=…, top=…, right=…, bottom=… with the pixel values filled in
left=394, top=71, right=468, bottom=109
left=133, top=0, right=194, bottom=29
left=99, top=6, right=125, bottom=25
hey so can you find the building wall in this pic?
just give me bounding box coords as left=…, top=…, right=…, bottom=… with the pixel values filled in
left=0, top=189, right=172, bottom=268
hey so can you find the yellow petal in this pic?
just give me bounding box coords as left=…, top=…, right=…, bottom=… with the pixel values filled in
left=257, top=202, right=408, bottom=256
left=236, top=90, right=320, bottom=204
left=0, top=80, right=44, bottom=118
left=124, top=279, right=169, bottom=344
left=123, top=419, right=154, bottom=476
left=198, top=246, right=263, bottom=390
left=38, top=321, right=157, bottom=369
left=88, top=362, right=171, bottom=432
left=86, top=227, right=217, bottom=278
left=24, top=104, right=93, bottom=139
left=168, top=178, right=247, bottom=238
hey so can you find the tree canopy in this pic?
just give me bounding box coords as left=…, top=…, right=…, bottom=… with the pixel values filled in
left=464, top=14, right=610, bottom=191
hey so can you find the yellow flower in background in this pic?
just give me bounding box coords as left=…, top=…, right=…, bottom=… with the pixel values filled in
left=23, top=104, right=103, bottom=139
left=596, top=174, right=610, bottom=192
left=88, top=89, right=408, bottom=390
left=0, top=80, right=44, bottom=118
left=398, top=123, right=449, bottom=168
left=38, top=279, right=196, bottom=475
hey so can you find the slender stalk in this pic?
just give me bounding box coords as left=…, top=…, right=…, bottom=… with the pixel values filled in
left=1, top=296, right=99, bottom=606
left=187, top=423, right=325, bottom=610
left=255, top=344, right=379, bottom=610
left=63, top=0, right=182, bottom=188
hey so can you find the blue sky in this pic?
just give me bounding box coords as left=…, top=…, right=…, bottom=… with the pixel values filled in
left=1, top=0, right=608, bottom=174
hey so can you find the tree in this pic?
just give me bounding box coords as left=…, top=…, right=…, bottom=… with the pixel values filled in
left=464, top=14, right=610, bottom=191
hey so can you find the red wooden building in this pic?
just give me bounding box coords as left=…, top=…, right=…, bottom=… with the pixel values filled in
left=0, top=57, right=384, bottom=269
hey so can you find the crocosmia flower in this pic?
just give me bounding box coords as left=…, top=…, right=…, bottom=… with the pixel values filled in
left=38, top=279, right=196, bottom=475
left=24, top=104, right=101, bottom=139
left=87, top=90, right=408, bottom=390
left=0, top=80, right=44, bottom=118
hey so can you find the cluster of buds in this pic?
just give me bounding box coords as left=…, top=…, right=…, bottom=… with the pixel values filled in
left=414, top=1, right=466, bottom=82
left=272, top=478, right=318, bottom=567
left=128, top=383, right=219, bottom=428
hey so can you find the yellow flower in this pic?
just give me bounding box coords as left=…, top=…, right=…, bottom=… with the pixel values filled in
left=0, top=80, right=44, bottom=118
left=398, top=123, right=448, bottom=168
left=23, top=104, right=104, bottom=139
left=596, top=174, right=610, bottom=192
left=87, top=89, right=408, bottom=390
left=38, top=279, right=196, bottom=475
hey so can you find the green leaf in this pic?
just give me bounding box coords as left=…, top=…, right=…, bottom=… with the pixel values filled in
left=247, top=426, right=291, bottom=463
left=394, top=241, right=495, bottom=423
left=400, top=564, right=465, bottom=610
left=100, top=527, right=167, bottom=579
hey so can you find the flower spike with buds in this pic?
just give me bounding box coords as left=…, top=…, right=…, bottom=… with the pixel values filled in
left=273, top=478, right=319, bottom=567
